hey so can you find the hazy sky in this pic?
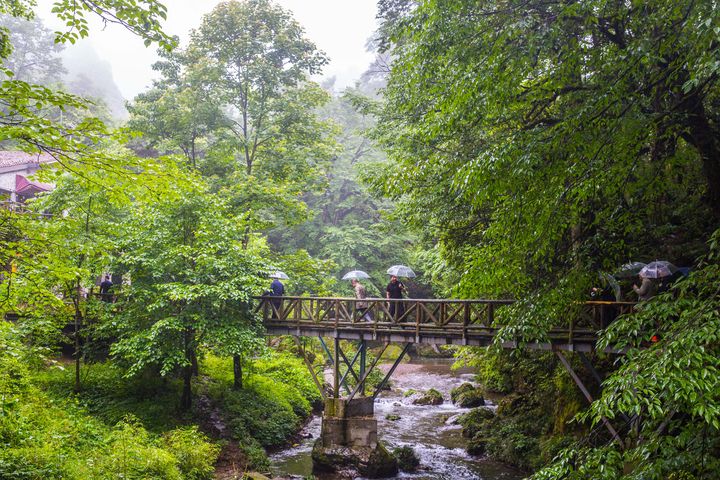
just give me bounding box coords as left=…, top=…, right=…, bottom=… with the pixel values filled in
left=37, top=1, right=379, bottom=100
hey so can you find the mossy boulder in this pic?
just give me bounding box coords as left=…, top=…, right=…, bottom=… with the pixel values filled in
left=456, top=389, right=485, bottom=408
left=393, top=446, right=420, bottom=472
left=312, top=440, right=398, bottom=478
left=359, top=442, right=398, bottom=478
left=458, top=407, right=495, bottom=438
left=311, top=439, right=356, bottom=472
left=412, top=388, right=443, bottom=406
left=385, top=414, right=401, bottom=421
left=450, top=382, right=475, bottom=403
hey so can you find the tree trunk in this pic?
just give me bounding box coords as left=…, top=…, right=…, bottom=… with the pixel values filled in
left=679, top=89, right=720, bottom=218
left=233, top=355, right=243, bottom=389
left=181, top=364, right=192, bottom=410
left=181, top=328, right=193, bottom=410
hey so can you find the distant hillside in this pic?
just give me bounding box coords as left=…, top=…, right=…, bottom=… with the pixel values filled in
left=61, top=43, right=128, bottom=120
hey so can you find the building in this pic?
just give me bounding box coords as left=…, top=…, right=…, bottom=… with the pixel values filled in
left=0, top=151, right=55, bottom=202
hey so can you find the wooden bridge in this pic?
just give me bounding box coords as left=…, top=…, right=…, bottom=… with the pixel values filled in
left=255, top=296, right=635, bottom=353
left=257, top=295, right=636, bottom=454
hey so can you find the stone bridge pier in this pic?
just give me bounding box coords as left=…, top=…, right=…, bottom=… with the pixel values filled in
left=312, top=397, right=397, bottom=477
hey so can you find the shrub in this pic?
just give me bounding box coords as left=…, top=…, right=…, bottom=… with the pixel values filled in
left=164, top=426, right=220, bottom=480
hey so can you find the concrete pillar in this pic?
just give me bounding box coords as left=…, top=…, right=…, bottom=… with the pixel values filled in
left=320, top=396, right=377, bottom=448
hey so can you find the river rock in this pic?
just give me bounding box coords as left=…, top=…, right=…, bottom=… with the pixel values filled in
left=412, top=388, right=443, bottom=405
left=467, top=436, right=488, bottom=456
left=450, top=382, right=475, bottom=403
left=456, top=389, right=485, bottom=408
left=394, top=446, right=420, bottom=472
left=312, top=439, right=398, bottom=478
left=458, top=407, right=495, bottom=438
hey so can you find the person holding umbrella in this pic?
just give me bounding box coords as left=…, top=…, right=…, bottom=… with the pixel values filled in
left=351, top=278, right=371, bottom=322
left=342, top=270, right=372, bottom=322
left=633, top=261, right=676, bottom=301
left=268, top=271, right=288, bottom=318
left=386, top=275, right=407, bottom=320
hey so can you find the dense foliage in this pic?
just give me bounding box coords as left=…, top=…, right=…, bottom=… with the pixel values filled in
left=373, top=0, right=720, bottom=477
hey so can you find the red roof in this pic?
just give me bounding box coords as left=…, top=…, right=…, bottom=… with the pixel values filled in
left=16, top=174, right=53, bottom=194
left=0, top=151, right=55, bottom=169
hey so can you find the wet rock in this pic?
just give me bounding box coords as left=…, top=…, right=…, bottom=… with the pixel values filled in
left=360, top=441, right=399, bottom=478
left=385, top=414, right=401, bottom=421
left=458, top=407, right=495, bottom=438
left=456, top=389, right=485, bottom=408
left=312, top=440, right=398, bottom=478
left=412, top=388, right=443, bottom=406
left=450, top=382, right=475, bottom=403
left=467, top=437, right=488, bottom=457
left=394, top=446, right=420, bottom=472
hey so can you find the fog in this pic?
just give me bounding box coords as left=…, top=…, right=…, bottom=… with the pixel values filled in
left=34, top=0, right=379, bottom=110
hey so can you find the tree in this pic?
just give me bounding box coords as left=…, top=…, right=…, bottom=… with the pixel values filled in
left=372, top=0, right=718, bottom=298
left=108, top=178, right=267, bottom=409
left=127, top=48, right=227, bottom=168
left=0, top=15, right=65, bottom=84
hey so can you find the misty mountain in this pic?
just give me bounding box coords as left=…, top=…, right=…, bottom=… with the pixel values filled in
left=62, top=43, right=128, bottom=120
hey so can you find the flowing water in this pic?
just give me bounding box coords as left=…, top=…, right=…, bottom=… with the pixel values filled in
left=270, top=358, right=526, bottom=480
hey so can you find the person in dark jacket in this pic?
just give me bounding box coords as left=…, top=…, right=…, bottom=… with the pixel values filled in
left=269, top=278, right=284, bottom=319
left=386, top=275, right=406, bottom=321
left=99, top=275, right=113, bottom=302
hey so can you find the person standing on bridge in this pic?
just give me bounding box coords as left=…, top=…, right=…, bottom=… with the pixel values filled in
left=99, top=275, right=113, bottom=303
left=269, top=277, right=285, bottom=319
left=386, top=275, right=406, bottom=321
left=351, top=278, right=372, bottom=321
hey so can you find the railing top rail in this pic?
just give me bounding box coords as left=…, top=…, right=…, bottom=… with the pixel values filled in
left=253, top=295, right=516, bottom=304
left=253, top=296, right=637, bottom=307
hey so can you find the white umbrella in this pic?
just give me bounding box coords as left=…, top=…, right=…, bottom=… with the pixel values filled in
left=386, top=265, right=416, bottom=278
left=268, top=271, right=289, bottom=280
left=639, top=261, right=677, bottom=279
left=342, top=270, right=370, bottom=280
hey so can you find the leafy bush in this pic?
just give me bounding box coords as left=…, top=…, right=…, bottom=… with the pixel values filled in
left=164, top=426, right=220, bottom=480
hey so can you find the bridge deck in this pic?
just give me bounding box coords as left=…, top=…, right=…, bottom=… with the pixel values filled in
left=256, top=296, right=635, bottom=353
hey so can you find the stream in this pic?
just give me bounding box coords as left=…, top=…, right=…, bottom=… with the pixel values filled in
left=270, top=358, right=525, bottom=480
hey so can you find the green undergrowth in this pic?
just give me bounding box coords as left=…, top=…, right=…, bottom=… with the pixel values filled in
left=200, top=353, right=322, bottom=469
left=456, top=348, right=591, bottom=471
left=0, top=322, right=219, bottom=480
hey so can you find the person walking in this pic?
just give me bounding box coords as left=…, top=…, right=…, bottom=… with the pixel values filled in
left=99, top=275, right=113, bottom=303
left=269, top=277, right=285, bottom=318
left=633, top=274, right=657, bottom=301
left=386, top=275, right=406, bottom=321
left=351, top=278, right=372, bottom=321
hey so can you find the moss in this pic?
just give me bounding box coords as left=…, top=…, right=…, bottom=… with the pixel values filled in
left=385, top=414, right=401, bottom=421
left=467, top=437, right=488, bottom=456
left=394, top=446, right=420, bottom=471
left=450, top=382, right=475, bottom=403
left=360, top=441, right=398, bottom=478
left=412, top=388, right=443, bottom=405
left=456, top=389, right=485, bottom=408
left=458, top=407, right=495, bottom=438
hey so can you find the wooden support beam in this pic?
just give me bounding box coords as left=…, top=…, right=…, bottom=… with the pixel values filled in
left=293, top=337, right=326, bottom=401
left=333, top=337, right=340, bottom=399
left=555, top=350, right=623, bottom=446
left=347, top=342, right=390, bottom=402
left=359, top=340, right=367, bottom=397
left=319, top=337, right=334, bottom=366
left=338, top=346, right=362, bottom=394
left=578, top=352, right=604, bottom=388
left=372, top=343, right=411, bottom=400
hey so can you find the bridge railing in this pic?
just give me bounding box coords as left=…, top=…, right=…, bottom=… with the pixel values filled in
left=255, top=296, right=637, bottom=345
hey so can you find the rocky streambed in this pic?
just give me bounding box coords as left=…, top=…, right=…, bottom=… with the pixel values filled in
left=270, top=358, right=525, bottom=480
